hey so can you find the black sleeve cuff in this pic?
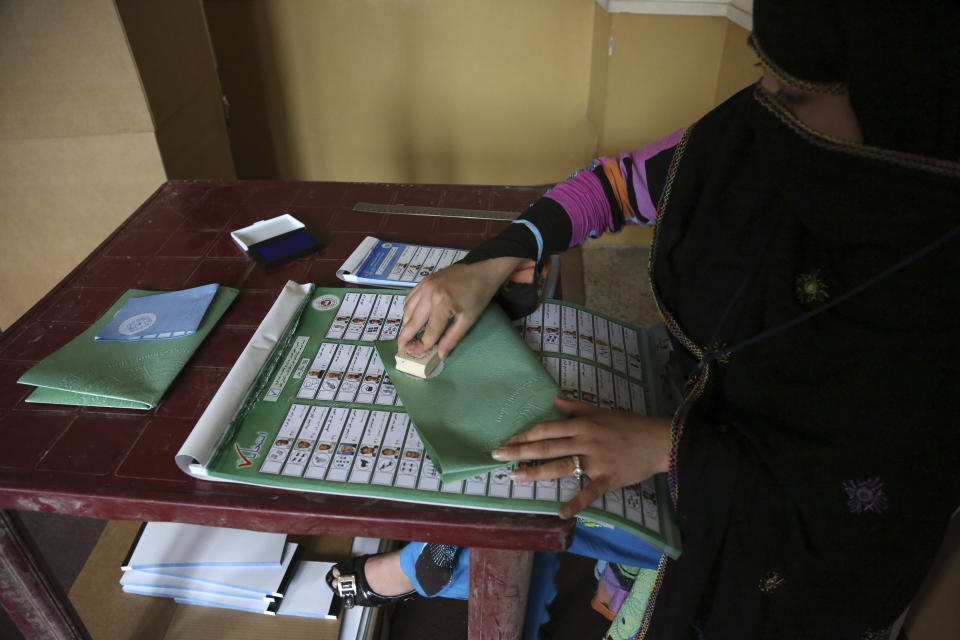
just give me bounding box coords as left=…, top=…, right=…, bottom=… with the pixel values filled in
left=460, top=197, right=572, bottom=265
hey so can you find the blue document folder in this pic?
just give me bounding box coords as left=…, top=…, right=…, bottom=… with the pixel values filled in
left=95, top=284, right=219, bottom=341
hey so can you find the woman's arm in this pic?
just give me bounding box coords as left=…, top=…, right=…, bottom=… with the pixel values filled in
left=461, top=127, right=686, bottom=267
left=546, top=126, right=685, bottom=248
left=398, top=128, right=685, bottom=356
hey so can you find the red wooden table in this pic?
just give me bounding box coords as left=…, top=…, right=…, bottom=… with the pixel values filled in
left=0, top=180, right=579, bottom=640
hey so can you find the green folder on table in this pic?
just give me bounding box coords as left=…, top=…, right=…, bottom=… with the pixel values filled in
left=18, top=287, right=238, bottom=409
left=376, top=304, right=565, bottom=483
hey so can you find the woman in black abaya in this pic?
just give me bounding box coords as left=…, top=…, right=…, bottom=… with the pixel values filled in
left=332, top=2, right=960, bottom=637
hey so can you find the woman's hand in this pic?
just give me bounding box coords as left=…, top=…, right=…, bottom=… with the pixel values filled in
left=491, top=396, right=672, bottom=519
left=398, top=256, right=527, bottom=359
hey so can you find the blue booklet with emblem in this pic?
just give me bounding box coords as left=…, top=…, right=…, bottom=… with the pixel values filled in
left=95, top=284, right=220, bottom=341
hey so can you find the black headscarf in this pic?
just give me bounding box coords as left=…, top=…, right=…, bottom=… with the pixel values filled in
left=752, top=0, right=960, bottom=161
left=643, top=1, right=960, bottom=637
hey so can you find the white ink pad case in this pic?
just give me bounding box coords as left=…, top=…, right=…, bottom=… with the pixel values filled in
left=230, top=214, right=324, bottom=268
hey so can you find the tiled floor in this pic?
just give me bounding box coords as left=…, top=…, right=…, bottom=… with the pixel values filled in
left=4, top=246, right=655, bottom=640
left=582, top=245, right=658, bottom=327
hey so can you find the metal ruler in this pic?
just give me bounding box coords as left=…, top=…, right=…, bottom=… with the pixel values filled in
left=353, top=202, right=516, bottom=221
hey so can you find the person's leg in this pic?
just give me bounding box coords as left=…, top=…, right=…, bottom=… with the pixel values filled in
left=413, top=543, right=459, bottom=595
left=328, top=549, right=416, bottom=598
left=329, top=543, right=470, bottom=604
left=329, top=525, right=661, bottom=606
left=399, top=542, right=470, bottom=599
left=398, top=527, right=662, bottom=637
left=567, top=523, right=662, bottom=568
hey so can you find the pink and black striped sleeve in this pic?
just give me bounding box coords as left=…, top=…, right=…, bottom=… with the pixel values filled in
left=461, top=128, right=684, bottom=266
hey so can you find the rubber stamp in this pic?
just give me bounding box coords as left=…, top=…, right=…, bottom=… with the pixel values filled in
left=395, top=344, right=441, bottom=379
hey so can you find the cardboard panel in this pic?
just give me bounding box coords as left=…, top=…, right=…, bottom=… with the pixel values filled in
left=288, top=533, right=354, bottom=561
left=69, top=521, right=179, bottom=640
left=116, top=0, right=234, bottom=179
left=154, top=75, right=236, bottom=180
left=115, top=0, right=221, bottom=128
left=0, top=134, right=165, bottom=329
left=0, top=0, right=153, bottom=140
left=162, top=601, right=340, bottom=640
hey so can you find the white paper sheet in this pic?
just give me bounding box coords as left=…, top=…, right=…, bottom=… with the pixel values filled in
left=122, top=522, right=286, bottom=569
left=122, top=541, right=298, bottom=597
left=276, top=561, right=338, bottom=619
left=176, top=280, right=312, bottom=477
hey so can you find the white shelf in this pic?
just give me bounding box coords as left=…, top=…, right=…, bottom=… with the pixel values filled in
left=596, top=0, right=753, bottom=30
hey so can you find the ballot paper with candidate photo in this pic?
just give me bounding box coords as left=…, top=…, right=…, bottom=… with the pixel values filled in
left=95, top=284, right=220, bottom=341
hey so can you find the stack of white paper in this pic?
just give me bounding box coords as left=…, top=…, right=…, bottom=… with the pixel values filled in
left=122, top=522, right=288, bottom=570
left=119, top=522, right=337, bottom=618
left=275, top=560, right=339, bottom=619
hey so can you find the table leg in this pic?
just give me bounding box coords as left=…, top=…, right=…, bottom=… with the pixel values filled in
left=0, top=510, right=90, bottom=640
left=468, top=547, right=534, bottom=640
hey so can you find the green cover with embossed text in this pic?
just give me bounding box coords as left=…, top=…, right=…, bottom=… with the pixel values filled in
left=18, top=287, right=238, bottom=409
left=377, top=304, right=565, bottom=482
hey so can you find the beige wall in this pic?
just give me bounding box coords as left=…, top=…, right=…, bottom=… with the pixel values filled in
left=597, top=14, right=757, bottom=155
left=206, top=1, right=760, bottom=189
left=586, top=13, right=757, bottom=247
left=597, top=13, right=727, bottom=156
left=206, top=0, right=599, bottom=185
left=586, top=3, right=613, bottom=153
left=714, top=20, right=760, bottom=105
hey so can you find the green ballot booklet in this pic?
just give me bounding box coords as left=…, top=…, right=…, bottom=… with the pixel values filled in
left=375, top=304, right=567, bottom=483
left=18, top=287, right=238, bottom=409
left=177, top=282, right=681, bottom=558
